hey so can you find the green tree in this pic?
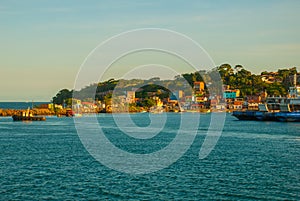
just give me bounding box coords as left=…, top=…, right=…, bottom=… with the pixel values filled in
left=218, top=63, right=234, bottom=85
left=266, top=82, right=287, bottom=96
left=141, top=98, right=156, bottom=108
left=52, top=89, right=73, bottom=105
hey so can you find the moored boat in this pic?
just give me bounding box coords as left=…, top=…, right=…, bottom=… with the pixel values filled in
left=12, top=108, right=46, bottom=121
left=233, top=83, right=300, bottom=122
left=232, top=110, right=300, bottom=122
left=12, top=115, right=46, bottom=121
left=232, top=110, right=257, bottom=120
left=65, top=109, right=75, bottom=117
left=275, top=111, right=300, bottom=122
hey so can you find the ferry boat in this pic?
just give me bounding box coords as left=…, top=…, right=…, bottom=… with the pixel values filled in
left=232, top=103, right=300, bottom=122
left=233, top=83, right=300, bottom=122
left=12, top=108, right=46, bottom=121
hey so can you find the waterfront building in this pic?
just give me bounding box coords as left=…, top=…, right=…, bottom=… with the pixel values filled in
left=126, top=91, right=136, bottom=103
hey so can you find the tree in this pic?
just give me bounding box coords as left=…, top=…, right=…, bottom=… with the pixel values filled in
left=141, top=98, right=156, bottom=108
left=234, top=64, right=243, bottom=73
left=266, top=82, right=286, bottom=96
left=52, top=89, right=73, bottom=105
left=218, top=64, right=234, bottom=85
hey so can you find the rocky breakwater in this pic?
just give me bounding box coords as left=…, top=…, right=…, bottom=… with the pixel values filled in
left=0, top=108, right=55, bottom=117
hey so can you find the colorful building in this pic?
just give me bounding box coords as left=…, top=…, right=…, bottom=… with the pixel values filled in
left=224, top=89, right=240, bottom=99
left=194, top=81, right=205, bottom=93
left=126, top=91, right=136, bottom=103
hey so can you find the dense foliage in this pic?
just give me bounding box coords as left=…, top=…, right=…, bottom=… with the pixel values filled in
left=52, top=89, right=73, bottom=105
left=217, top=64, right=297, bottom=96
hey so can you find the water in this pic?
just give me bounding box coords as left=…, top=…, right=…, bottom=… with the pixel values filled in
left=0, top=102, right=50, bottom=109
left=0, top=113, right=299, bottom=200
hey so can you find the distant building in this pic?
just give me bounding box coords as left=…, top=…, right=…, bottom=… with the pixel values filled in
left=210, top=99, right=226, bottom=110
left=81, top=102, right=97, bottom=112
left=82, top=102, right=97, bottom=108
left=39, top=103, right=63, bottom=110
left=261, top=72, right=282, bottom=83
left=185, top=96, right=193, bottom=102
left=126, top=91, right=135, bottom=103
left=223, top=85, right=230, bottom=90
left=232, top=99, right=243, bottom=110
left=246, top=95, right=261, bottom=103
left=224, top=89, right=240, bottom=99
left=194, top=81, right=205, bottom=93
left=195, top=96, right=207, bottom=103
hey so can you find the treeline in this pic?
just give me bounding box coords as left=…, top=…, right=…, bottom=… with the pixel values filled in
left=52, top=64, right=298, bottom=104
left=217, top=64, right=297, bottom=96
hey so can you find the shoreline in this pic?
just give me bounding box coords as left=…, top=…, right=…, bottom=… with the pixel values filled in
left=0, top=108, right=55, bottom=117
left=0, top=108, right=230, bottom=117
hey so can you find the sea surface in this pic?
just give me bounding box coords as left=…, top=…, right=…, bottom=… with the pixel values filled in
left=0, top=102, right=50, bottom=109
left=0, top=113, right=299, bottom=200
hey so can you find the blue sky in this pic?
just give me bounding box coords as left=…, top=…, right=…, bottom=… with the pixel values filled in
left=0, top=0, right=300, bottom=101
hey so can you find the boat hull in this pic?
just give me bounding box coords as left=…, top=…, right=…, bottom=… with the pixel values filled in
left=255, top=112, right=277, bottom=121
left=232, top=111, right=257, bottom=120
left=232, top=111, right=300, bottom=122
left=12, top=115, right=46, bottom=121
left=275, top=112, right=300, bottom=122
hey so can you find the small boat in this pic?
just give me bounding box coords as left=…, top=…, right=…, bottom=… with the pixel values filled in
left=65, top=109, right=75, bottom=117
left=12, top=108, right=46, bottom=121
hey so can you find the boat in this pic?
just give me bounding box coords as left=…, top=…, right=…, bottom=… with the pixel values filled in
left=233, top=99, right=300, bottom=122
left=275, top=112, right=300, bottom=122
left=232, top=110, right=257, bottom=120
left=233, top=78, right=300, bottom=122
left=12, top=108, right=46, bottom=121
left=65, top=109, right=75, bottom=117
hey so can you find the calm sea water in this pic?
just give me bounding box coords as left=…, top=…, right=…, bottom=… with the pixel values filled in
left=0, top=113, right=299, bottom=200
left=0, top=102, right=50, bottom=109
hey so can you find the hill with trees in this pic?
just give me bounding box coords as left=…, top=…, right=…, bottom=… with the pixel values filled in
left=52, top=64, right=298, bottom=105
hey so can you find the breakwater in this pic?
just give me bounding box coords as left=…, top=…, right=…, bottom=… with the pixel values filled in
left=0, top=108, right=55, bottom=116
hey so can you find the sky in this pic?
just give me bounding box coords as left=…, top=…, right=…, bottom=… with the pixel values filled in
left=0, top=0, right=300, bottom=101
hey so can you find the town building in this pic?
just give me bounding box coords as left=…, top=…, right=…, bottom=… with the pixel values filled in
left=126, top=91, right=136, bottom=103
